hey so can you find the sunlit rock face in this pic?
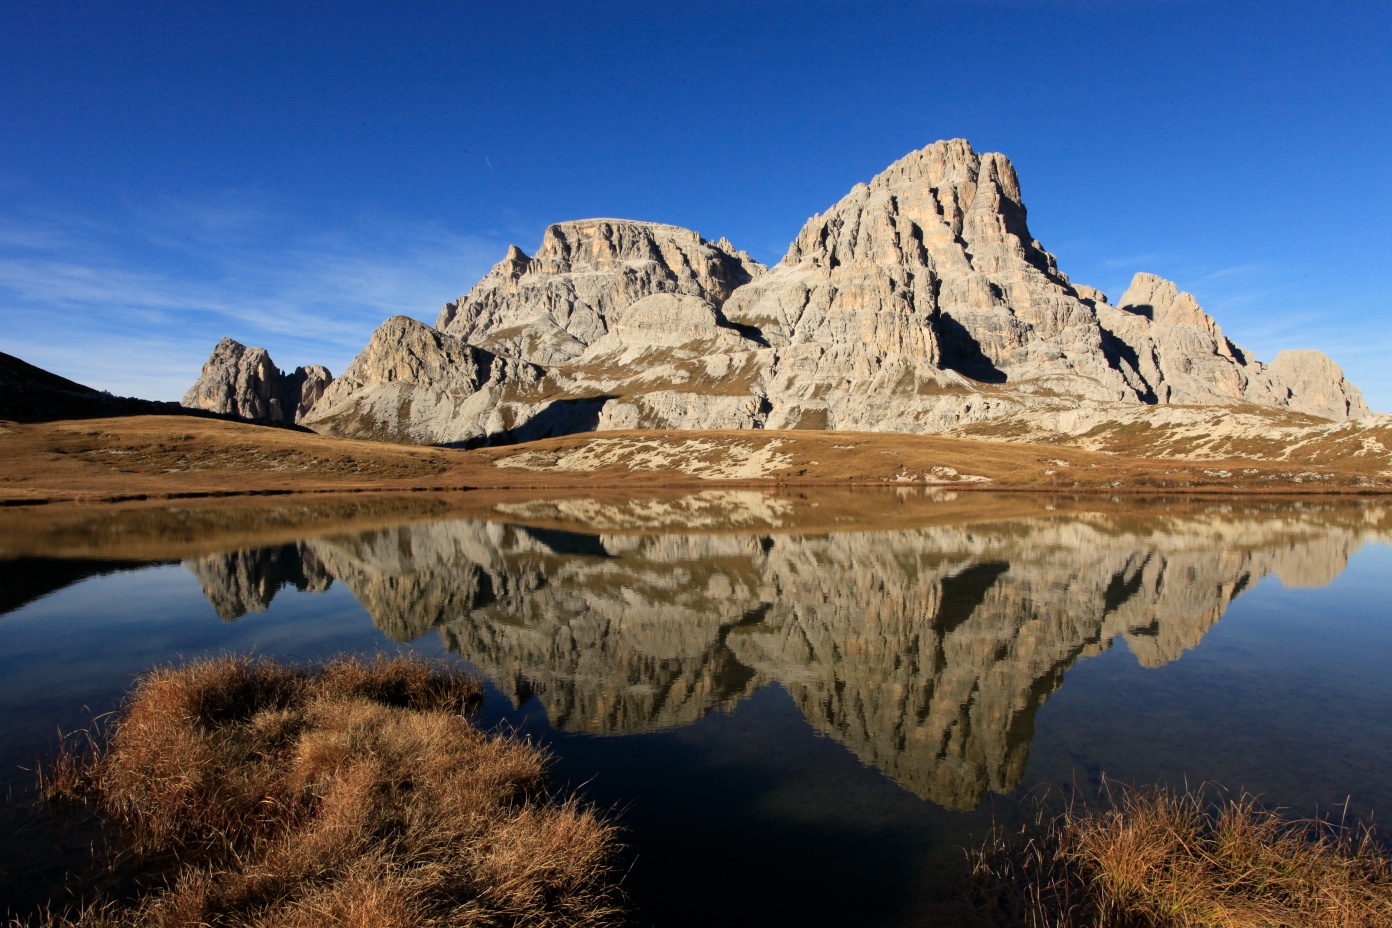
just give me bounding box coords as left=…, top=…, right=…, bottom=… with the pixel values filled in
left=301, top=316, right=551, bottom=446
left=1095, top=273, right=1369, bottom=419
left=185, top=500, right=1387, bottom=809
left=1252, top=349, right=1370, bottom=421
left=437, top=220, right=765, bottom=366
left=221, top=140, right=1370, bottom=446
left=181, top=338, right=333, bottom=425
left=723, top=139, right=1134, bottom=431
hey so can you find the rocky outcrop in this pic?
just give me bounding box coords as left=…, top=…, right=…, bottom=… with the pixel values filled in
left=1095, top=273, right=1370, bottom=418
left=181, top=338, right=333, bottom=425
left=200, top=139, right=1372, bottom=444
left=724, top=139, right=1134, bottom=431
left=1251, top=349, right=1370, bottom=420
left=1098, top=272, right=1248, bottom=406
left=301, top=316, right=551, bottom=445
left=184, top=500, right=1390, bottom=808
left=437, top=220, right=765, bottom=365
left=287, top=364, right=334, bottom=420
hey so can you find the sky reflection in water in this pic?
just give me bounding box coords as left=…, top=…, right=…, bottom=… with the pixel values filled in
left=1, top=491, right=1390, bottom=925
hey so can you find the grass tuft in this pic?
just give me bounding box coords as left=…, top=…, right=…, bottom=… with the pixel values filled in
left=965, top=783, right=1392, bottom=927
left=23, top=654, right=625, bottom=928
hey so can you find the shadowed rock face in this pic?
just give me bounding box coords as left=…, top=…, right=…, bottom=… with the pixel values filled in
left=185, top=499, right=1389, bottom=809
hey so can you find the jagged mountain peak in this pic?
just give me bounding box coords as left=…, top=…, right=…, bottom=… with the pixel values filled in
left=1096, top=271, right=1369, bottom=418
left=1117, top=272, right=1224, bottom=334
left=435, top=217, right=764, bottom=366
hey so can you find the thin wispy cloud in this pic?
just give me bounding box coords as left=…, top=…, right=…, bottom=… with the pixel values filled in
left=0, top=199, right=508, bottom=399
left=1101, top=252, right=1170, bottom=269
left=1194, top=263, right=1268, bottom=283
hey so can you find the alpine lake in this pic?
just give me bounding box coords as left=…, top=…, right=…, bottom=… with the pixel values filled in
left=2, top=488, right=1390, bottom=926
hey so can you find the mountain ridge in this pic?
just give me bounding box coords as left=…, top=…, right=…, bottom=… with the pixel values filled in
left=176, top=139, right=1372, bottom=444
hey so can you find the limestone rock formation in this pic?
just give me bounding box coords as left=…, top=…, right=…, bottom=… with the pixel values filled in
left=181, top=338, right=334, bottom=425
left=1098, top=272, right=1247, bottom=406
left=1095, top=273, right=1370, bottom=419
left=437, top=219, right=765, bottom=365
left=302, top=316, right=551, bottom=446
left=1252, top=349, right=1370, bottom=420
left=195, top=139, right=1373, bottom=444
left=724, top=139, right=1133, bottom=430
left=289, top=364, right=334, bottom=420
left=303, top=223, right=775, bottom=443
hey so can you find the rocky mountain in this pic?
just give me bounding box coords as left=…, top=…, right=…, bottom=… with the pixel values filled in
left=722, top=139, right=1135, bottom=431
left=184, top=499, right=1390, bottom=809
left=181, top=337, right=332, bottom=425
left=188, top=139, right=1372, bottom=444
left=1095, top=273, right=1369, bottom=418
left=299, top=221, right=773, bottom=444
left=437, top=219, right=765, bottom=365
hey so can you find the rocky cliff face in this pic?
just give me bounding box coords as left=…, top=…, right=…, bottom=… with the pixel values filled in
left=1253, top=349, right=1370, bottom=420
left=188, top=139, right=1372, bottom=443
left=1095, top=273, right=1370, bottom=418
left=301, top=316, right=552, bottom=445
left=723, top=139, right=1134, bottom=431
left=185, top=500, right=1389, bottom=808
left=1098, top=273, right=1249, bottom=406
left=437, top=220, right=765, bottom=365
left=287, top=364, right=334, bottom=420
left=181, top=338, right=333, bottom=425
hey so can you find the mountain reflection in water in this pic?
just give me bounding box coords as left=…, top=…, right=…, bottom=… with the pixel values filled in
left=178, top=498, right=1390, bottom=810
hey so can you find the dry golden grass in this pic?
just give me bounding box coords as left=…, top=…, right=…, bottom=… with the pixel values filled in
left=27, top=655, right=624, bottom=928
left=3, top=414, right=1389, bottom=506
left=966, top=784, right=1392, bottom=928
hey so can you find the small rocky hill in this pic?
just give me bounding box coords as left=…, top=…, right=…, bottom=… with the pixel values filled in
left=182, top=337, right=332, bottom=425
left=0, top=351, right=183, bottom=422
left=186, top=139, right=1373, bottom=446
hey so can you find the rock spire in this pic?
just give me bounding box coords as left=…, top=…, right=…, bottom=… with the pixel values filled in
left=181, top=338, right=332, bottom=425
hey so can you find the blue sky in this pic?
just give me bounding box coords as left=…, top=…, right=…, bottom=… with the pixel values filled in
left=2, top=0, right=1389, bottom=409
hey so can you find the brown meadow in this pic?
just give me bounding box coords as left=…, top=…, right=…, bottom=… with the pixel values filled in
left=26, top=655, right=624, bottom=928
left=966, top=783, right=1392, bottom=927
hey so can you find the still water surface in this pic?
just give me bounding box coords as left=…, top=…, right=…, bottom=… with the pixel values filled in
left=2, top=490, right=1391, bottom=925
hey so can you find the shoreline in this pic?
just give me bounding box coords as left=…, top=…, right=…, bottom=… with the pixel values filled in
left=4, top=485, right=1388, bottom=566
left=2, top=414, right=1389, bottom=508
left=8, top=480, right=1392, bottom=510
